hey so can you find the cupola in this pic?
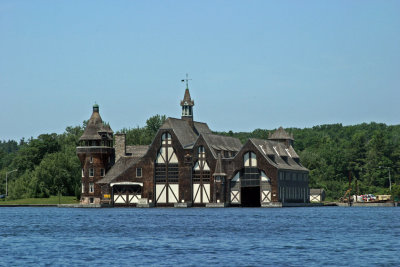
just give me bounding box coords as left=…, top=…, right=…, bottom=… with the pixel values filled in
left=180, top=74, right=194, bottom=121
left=268, top=126, right=294, bottom=147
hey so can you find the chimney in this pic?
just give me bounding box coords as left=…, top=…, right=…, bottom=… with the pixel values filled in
left=114, top=134, right=126, bottom=162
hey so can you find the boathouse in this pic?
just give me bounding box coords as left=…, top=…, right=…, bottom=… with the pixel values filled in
left=310, top=188, right=326, bottom=202
left=77, top=85, right=309, bottom=207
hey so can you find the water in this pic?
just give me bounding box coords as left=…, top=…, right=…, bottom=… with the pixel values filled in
left=0, top=207, right=399, bottom=266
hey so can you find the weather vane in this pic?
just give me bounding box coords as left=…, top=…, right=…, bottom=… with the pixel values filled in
left=181, top=73, right=192, bottom=89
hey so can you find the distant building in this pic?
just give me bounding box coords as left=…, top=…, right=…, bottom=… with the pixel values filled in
left=77, top=86, right=309, bottom=207
left=310, top=189, right=326, bottom=202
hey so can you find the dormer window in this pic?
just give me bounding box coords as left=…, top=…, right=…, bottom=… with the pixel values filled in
left=268, top=155, right=275, bottom=163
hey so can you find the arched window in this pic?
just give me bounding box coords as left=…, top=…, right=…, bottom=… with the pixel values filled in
left=155, top=133, right=178, bottom=183
left=193, top=146, right=210, bottom=182
left=192, top=146, right=211, bottom=203
left=242, top=152, right=259, bottom=187
left=244, top=152, right=257, bottom=167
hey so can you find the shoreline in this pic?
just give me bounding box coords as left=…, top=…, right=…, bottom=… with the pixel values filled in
left=0, top=202, right=397, bottom=208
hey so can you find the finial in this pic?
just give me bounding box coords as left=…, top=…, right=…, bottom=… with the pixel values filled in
left=93, top=102, right=99, bottom=112
left=181, top=73, right=192, bottom=90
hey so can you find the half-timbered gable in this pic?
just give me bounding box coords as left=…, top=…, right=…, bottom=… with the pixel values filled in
left=154, top=119, right=209, bottom=205
left=227, top=139, right=278, bottom=206
left=191, top=134, right=242, bottom=205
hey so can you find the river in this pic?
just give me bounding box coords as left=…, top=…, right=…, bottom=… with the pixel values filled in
left=0, top=207, right=399, bottom=266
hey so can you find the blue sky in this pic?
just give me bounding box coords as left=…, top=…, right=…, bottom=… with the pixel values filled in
left=1, top=0, right=399, bottom=141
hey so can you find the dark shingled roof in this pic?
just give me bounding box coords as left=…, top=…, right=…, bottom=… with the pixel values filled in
left=310, top=188, right=325, bottom=195
left=268, top=127, right=294, bottom=141
left=97, top=156, right=141, bottom=184
left=287, top=145, right=299, bottom=158
left=193, top=122, right=212, bottom=135
left=126, top=145, right=149, bottom=157
left=79, top=106, right=113, bottom=141
left=202, top=134, right=242, bottom=158
left=159, top=117, right=211, bottom=148
left=250, top=138, right=308, bottom=171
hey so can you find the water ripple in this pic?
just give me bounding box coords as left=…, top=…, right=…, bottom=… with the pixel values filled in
left=0, top=207, right=399, bottom=266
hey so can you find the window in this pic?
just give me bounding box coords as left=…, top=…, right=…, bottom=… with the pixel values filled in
left=90, top=197, right=94, bottom=204
left=193, top=146, right=210, bottom=183
left=155, top=132, right=179, bottom=183
left=268, top=155, right=275, bottom=163
left=100, top=168, right=105, bottom=177
left=89, top=168, right=94, bottom=177
left=81, top=183, right=85, bottom=193
left=198, top=146, right=205, bottom=156
left=136, top=168, right=142, bottom=178
left=89, top=183, right=94, bottom=193
left=82, top=169, right=84, bottom=177
left=90, top=156, right=93, bottom=163
left=244, top=152, right=257, bottom=167
left=224, top=151, right=229, bottom=158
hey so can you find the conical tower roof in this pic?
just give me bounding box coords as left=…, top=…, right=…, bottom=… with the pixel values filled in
left=79, top=104, right=113, bottom=141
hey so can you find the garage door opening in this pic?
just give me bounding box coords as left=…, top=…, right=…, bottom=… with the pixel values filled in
left=241, top=186, right=260, bottom=207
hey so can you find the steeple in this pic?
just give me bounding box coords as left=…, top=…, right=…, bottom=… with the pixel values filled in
left=180, top=74, right=194, bottom=121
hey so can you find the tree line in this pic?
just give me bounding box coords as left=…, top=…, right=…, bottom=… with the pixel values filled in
left=0, top=115, right=399, bottom=201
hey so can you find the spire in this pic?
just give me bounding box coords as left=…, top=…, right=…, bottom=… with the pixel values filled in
left=213, top=153, right=226, bottom=177
left=180, top=74, right=194, bottom=119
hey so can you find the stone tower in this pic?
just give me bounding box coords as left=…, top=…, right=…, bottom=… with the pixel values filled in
left=76, top=104, right=115, bottom=204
